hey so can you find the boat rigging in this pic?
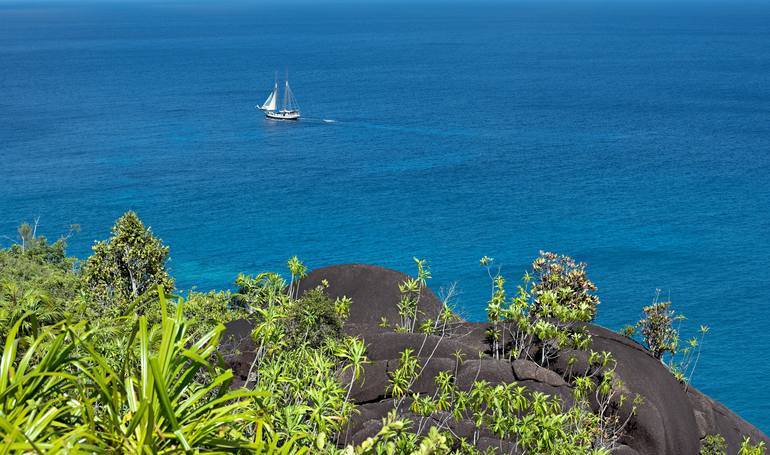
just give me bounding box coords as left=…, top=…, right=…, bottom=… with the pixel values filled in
left=258, top=72, right=300, bottom=121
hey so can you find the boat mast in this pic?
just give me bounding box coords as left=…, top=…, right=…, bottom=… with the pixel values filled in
left=272, top=71, right=278, bottom=112
left=283, top=69, right=289, bottom=112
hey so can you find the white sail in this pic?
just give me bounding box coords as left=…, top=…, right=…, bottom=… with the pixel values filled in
left=261, top=84, right=278, bottom=111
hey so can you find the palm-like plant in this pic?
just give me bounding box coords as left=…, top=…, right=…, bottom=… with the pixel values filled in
left=0, top=317, right=98, bottom=452
left=0, top=291, right=308, bottom=453
left=335, top=337, right=368, bottom=405
left=77, top=291, right=270, bottom=452
left=287, top=256, right=308, bottom=300
left=0, top=282, right=62, bottom=337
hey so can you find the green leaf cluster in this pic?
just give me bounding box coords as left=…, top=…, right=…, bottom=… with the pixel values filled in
left=480, top=251, right=597, bottom=364
left=81, top=211, right=174, bottom=312
left=0, top=229, right=80, bottom=337
left=700, top=434, right=727, bottom=455
left=625, top=291, right=709, bottom=385
left=0, top=291, right=298, bottom=453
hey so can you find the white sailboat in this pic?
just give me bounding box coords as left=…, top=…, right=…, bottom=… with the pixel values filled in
left=258, top=73, right=300, bottom=120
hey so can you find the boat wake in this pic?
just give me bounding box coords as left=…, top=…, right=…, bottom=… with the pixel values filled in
left=297, top=117, right=337, bottom=124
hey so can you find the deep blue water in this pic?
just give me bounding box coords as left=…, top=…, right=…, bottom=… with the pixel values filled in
left=2, top=0, right=769, bottom=431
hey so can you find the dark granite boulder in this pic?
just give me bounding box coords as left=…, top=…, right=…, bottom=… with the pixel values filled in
left=512, top=359, right=568, bottom=388
left=220, top=318, right=257, bottom=389
left=354, top=331, right=479, bottom=362
left=338, top=359, right=391, bottom=403
left=220, top=264, right=769, bottom=455
left=455, top=359, right=516, bottom=389
left=687, top=387, right=770, bottom=453
left=296, top=263, right=454, bottom=325
left=585, top=325, right=702, bottom=455
left=613, top=444, right=640, bottom=455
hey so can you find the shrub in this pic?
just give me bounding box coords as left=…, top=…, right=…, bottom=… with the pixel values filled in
left=636, top=292, right=678, bottom=360
left=284, top=286, right=345, bottom=348
left=480, top=252, right=596, bottom=364
left=700, top=434, right=727, bottom=455
left=183, top=289, right=249, bottom=339
left=629, top=291, right=709, bottom=384
left=740, top=437, right=767, bottom=455
left=397, top=258, right=432, bottom=333
left=0, top=229, right=80, bottom=338
left=530, top=251, right=599, bottom=322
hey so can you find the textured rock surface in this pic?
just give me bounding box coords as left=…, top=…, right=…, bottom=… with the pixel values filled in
left=586, top=325, right=702, bottom=454
left=296, top=263, right=450, bottom=325
left=223, top=263, right=770, bottom=454
left=687, top=387, right=770, bottom=453
left=512, top=359, right=568, bottom=388
left=220, top=318, right=257, bottom=389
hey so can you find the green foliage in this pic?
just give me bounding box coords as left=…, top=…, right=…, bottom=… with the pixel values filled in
left=0, top=220, right=708, bottom=454
left=0, top=290, right=302, bottom=453
left=234, top=271, right=287, bottom=308
left=285, top=286, right=346, bottom=348
left=339, top=411, right=452, bottom=455
left=82, top=211, right=174, bottom=311
left=7, top=229, right=76, bottom=271
left=237, top=264, right=362, bottom=447
left=397, top=258, right=431, bottom=333
left=249, top=337, right=351, bottom=443
left=287, top=255, right=308, bottom=300
left=635, top=293, right=678, bottom=360
left=480, top=252, right=596, bottom=364
left=183, top=289, right=249, bottom=340
left=237, top=262, right=346, bottom=349
left=475, top=253, right=637, bottom=451
left=336, top=337, right=368, bottom=404
left=240, top=274, right=347, bottom=351
left=619, top=325, right=636, bottom=338
left=700, top=434, right=727, bottom=455
left=389, top=348, right=419, bottom=399
left=530, top=251, right=600, bottom=322
left=0, top=228, right=80, bottom=338
left=408, top=377, right=612, bottom=454
left=629, top=290, right=709, bottom=384
left=740, top=437, right=767, bottom=455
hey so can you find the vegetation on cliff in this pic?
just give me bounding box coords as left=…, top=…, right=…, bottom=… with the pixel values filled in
left=0, top=212, right=766, bottom=454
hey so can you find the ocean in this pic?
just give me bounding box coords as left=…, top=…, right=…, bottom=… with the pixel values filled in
left=1, top=0, right=769, bottom=431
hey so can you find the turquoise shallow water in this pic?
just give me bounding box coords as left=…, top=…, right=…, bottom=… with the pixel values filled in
left=1, top=0, right=769, bottom=430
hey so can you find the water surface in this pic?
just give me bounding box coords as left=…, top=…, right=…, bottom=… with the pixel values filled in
left=1, top=0, right=769, bottom=430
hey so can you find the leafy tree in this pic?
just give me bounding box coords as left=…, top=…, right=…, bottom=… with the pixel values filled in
left=82, top=211, right=174, bottom=310
left=628, top=291, right=709, bottom=385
